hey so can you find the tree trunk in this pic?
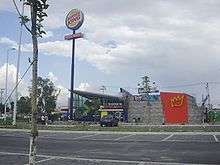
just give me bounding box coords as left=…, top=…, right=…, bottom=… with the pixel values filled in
left=29, top=1, right=38, bottom=165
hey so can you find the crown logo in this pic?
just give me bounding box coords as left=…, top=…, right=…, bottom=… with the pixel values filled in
left=170, top=95, right=184, bottom=107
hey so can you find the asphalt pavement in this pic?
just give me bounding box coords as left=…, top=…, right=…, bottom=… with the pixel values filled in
left=0, top=129, right=220, bottom=165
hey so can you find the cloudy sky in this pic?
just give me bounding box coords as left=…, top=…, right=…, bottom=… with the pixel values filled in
left=1, top=0, right=220, bottom=107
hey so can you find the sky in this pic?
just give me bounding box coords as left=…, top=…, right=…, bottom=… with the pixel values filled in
left=1, top=0, right=220, bottom=107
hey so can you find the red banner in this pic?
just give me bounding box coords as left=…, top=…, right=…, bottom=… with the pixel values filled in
left=160, top=92, right=188, bottom=124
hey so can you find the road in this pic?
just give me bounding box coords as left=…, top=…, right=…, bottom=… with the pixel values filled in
left=0, top=129, right=219, bottom=165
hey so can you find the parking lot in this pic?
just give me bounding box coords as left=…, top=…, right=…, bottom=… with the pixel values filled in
left=0, top=129, right=218, bottom=142
left=0, top=129, right=219, bottom=164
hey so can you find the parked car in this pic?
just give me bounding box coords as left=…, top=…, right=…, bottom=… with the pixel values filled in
left=37, top=114, right=47, bottom=125
left=37, top=114, right=54, bottom=125
left=60, top=112, right=71, bottom=121
left=100, top=115, right=119, bottom=127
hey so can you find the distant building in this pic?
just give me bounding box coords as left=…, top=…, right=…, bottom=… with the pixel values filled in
left=128, top=91, right=202, bottom=125
left=71, top=90, right=127, bottom=122
left=70, top=88, right=202, bottom=125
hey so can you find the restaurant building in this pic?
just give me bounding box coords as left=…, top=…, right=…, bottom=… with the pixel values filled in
left=71, top=89, right=202, bottom=124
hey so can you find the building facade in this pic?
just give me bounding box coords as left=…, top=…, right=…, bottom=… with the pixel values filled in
left=71, top=89, right=203, bottom=125
left=127, top=92, right=202, bottom=125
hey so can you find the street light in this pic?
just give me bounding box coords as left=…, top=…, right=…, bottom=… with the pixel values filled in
left=13, top=0, right=25, bottom=126
left=0, top=88, right=4, bottom=104
left=4, top=48, right=16, bottom=121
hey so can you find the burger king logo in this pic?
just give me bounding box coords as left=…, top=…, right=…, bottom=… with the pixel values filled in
left=66, top=9, right=84, bottom=30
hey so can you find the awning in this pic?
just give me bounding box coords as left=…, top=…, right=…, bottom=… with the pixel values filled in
left=70, top=89, right=123, bottom=101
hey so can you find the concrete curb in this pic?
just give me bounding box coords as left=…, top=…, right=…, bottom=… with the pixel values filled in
left=1, top=128, right=220, bottom=135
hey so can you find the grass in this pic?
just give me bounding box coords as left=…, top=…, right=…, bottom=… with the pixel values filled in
left=0, top=117, right=13, bottom=126
left=0, top=121, right=220, bottom=132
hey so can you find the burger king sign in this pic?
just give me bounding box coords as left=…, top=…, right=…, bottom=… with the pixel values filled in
left=66, top=9, right=84, bottom=30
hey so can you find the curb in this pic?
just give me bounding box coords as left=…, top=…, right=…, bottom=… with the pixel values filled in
left=1, top=128, right=220, bottom=135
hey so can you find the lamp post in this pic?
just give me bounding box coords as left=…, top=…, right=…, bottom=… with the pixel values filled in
left=13, top=0, right=24, bottom=126
left=4, top=48, right=16, bottom=121
left=0, top=88, right=4, bottom=104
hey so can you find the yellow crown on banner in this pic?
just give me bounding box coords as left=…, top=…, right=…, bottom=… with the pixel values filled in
left=170, top=95, right=184, bottom=107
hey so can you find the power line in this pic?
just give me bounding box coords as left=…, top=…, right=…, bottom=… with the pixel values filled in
left=3, top=60, right=34, bottom=105
left=104, top=81, right=220, bottom=92
left=208, top=81, right=220, bottom=85
left=161, top=82, right=204, bottom=89
left=105, top=82, right=204, bottom=90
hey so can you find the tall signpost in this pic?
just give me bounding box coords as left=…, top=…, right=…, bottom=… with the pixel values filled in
left=65, top=9, right=84, bottom=120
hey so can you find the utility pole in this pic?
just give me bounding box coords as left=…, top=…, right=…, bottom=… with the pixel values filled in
left=4, top=51, right=9, bottom=121
left=4, top=48, right=16, bottom=121
left=13, top=0, right=24, bottom=126
left=0, top=89, right=4, bottom=117
left=100, top=85, right=106, bottom=94
left=0, top=89, right=4, bottom=104
left=206, top=82, right=211, bottom=110
left=142, top=76, right=151, bottom=93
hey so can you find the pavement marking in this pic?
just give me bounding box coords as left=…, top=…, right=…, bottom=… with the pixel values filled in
left=213, top=135, right=219, bottom=142
left=24, top=157, right=56, bottom=165
left=137, top=162, right=145, bottom=165
left=0, top=151, right=29, bottom=157
left=35, top=157, right=56, bottom=164
left=0, top=151, right=211, bottom=165
left=114, top=134, right=135, bottom=141
left=0, top=151, right=48, bottom=158
left=161, top=134, right=174, bottom=141
left=165, top=139, right=213, bottom=143
left=39, top=134, right=97, bottom=141
left=71, top=133, right=97, bottom=140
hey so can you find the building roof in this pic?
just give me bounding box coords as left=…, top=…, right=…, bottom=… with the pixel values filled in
left=70, top=90, right=123, bottom=101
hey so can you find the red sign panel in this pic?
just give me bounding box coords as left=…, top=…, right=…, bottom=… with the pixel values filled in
left=64, top=32, right=83, bottom=40
left=160, top=92, right=188, bottom=124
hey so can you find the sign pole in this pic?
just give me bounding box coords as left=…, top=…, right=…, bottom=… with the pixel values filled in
left=65, top=8, right=84, bottom=120
left=70, top=30, right=75, bottom=120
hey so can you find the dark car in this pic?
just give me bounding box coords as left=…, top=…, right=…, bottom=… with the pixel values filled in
left=37, top=114, right=47, bottom=125
left=60, top=112, right=71, bottom=121
left=100, top=115, right=119, bottom=127
left=37, top=113, right=53, bottom=125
